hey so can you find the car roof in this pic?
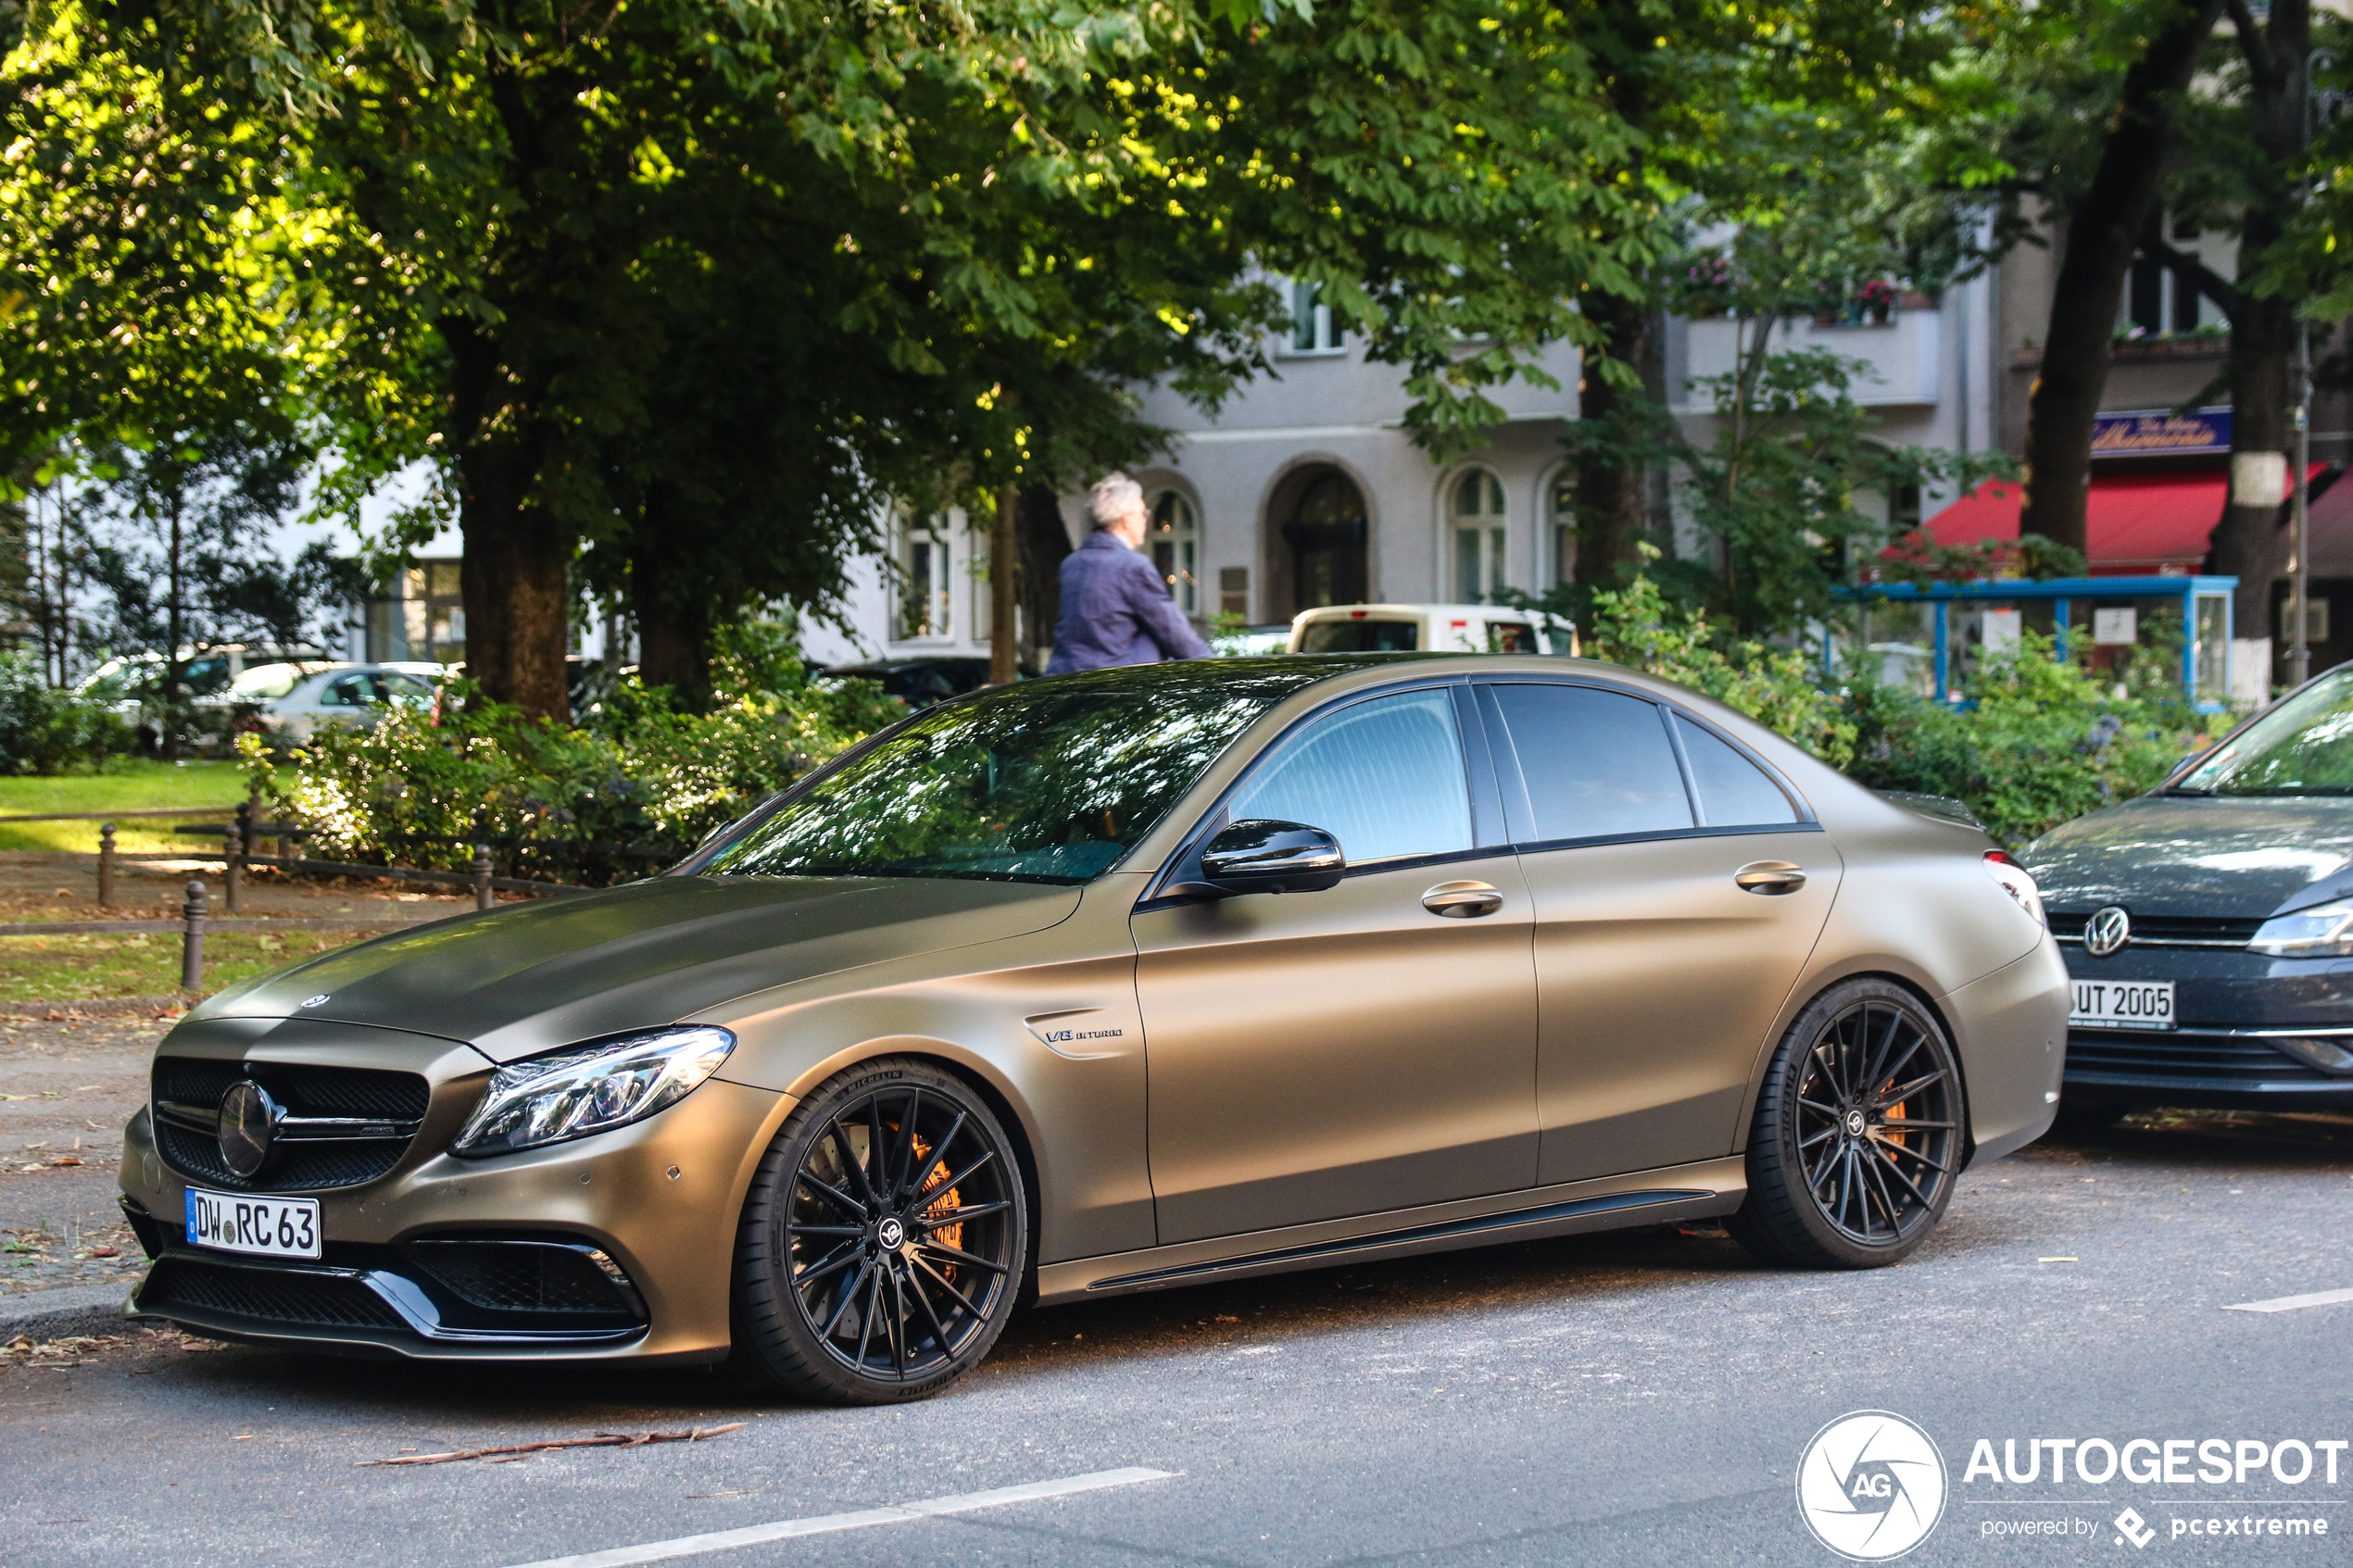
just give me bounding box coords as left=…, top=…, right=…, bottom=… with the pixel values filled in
left=1290, top=603, right=1540, bottom=621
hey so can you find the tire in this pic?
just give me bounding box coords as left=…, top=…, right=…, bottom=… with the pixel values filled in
left=732, top=1057, right=1027, bottom=1404
left=1727, top=978, right=1963, bottom=1270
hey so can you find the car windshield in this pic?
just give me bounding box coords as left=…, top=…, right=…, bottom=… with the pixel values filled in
left=2176, top=669, right=2353, bottom=795
left=229, top=662, right=315, bottom=699
left=701, top=666, right=1327, bottom=884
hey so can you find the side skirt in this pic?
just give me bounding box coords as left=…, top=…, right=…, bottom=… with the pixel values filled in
left=1036, top=1157, right=1745, bottom=1304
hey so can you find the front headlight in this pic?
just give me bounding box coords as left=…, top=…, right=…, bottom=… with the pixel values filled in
left=452, top=1026, right=736, bottom=1158
left=2249, top=899, right=2353, bottom=958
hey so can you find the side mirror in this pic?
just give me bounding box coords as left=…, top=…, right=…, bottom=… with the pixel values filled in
left=1174, top=819, right=1346, bottom=898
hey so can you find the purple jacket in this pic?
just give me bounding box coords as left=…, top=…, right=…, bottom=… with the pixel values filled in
left=1045, top=530, right=1212, bottom=673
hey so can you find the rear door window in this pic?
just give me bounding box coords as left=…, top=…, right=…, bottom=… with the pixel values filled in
left=1672, top=714, right=1797, bottom=826
left=1488, top=684, right=1692, bottom=843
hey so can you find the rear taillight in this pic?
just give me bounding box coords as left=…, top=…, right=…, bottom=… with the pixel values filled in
left=1982, top=850, right=2047, bottom=929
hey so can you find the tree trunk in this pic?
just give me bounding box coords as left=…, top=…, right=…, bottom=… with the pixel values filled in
left=2019, top=0, right=2227, bottom=556
left=444, top=311, right=571, bottom=722
left=989, top=486, right=1019, bottom=684
left=632, top=583, right=711, bottom=707
left=2205, top=0, right=2310, bottom=641
left=1015, top=483, right=1071, bottom=673
left=163, top=482, right=183, bottom=760
left=457, top=440, right=571, bottom=722
left=1575, top=287, right=1653, bottom=589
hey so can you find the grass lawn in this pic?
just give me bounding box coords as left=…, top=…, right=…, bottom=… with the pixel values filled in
left=0, top=761, right=256, bottom=853
left=0, top=926, right=360, bottom=1004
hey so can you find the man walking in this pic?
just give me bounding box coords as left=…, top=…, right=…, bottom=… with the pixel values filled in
left=1045, top=472, right=1212, bottom=673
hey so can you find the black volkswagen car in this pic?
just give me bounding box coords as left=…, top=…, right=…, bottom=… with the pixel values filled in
left=2022, top=666, right=2353, bottom=1124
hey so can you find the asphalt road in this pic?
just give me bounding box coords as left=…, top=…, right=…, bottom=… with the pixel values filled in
left=3, top=1110, right=2348, bottom=1568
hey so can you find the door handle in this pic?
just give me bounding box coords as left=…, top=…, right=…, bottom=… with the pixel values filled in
left=1422, top=880, right=1504, bottom=918
left=1734, top=861, right=1806, bottom=895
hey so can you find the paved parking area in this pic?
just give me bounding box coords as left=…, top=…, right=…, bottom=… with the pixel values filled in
left=2, top=1103, right=2347, bottom=1567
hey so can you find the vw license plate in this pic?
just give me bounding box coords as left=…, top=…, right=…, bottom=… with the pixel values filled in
left=185, top=1188, right=321, bottom=1260
left=2070, top=979, right=2174, bottom=1031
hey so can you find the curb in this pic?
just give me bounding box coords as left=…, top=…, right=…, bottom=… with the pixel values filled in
left=0, top=997, right=191, bottom=1019
left=1, top=1282, right=132, bottom=1343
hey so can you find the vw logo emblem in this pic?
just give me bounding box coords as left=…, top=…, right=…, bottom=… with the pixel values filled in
left=875, top=1217, right=906, bottom=1249
left=2083, top=906, right=2133, bottom=959
left=217, top=1079, right=283, bottom=1179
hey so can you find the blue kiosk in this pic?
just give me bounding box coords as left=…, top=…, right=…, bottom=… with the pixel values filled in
left=1831, top=575, right=2238, bottom=712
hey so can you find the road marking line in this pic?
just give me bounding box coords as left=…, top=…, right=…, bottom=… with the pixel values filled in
left=2223, top=1286, right=2353, bottom=1314
left=499, top=1466, right=1177, bottom=1568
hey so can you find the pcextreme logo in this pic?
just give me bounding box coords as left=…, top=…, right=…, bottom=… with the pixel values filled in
left=1797, top=1411, right=1951, bottom=1562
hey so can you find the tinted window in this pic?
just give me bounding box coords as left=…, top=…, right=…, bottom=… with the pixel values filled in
left=1227, top=688, right=1470, bottom=863
left=1486, top=621, right=1539, bottom=654
left=1674, top=715, right=1797, bottom=826
left=1491, top=684, right=1692, bottom=841
left=1299, top=619, right=1418, bottom=653
left=703, top=667, right=1320, bottom=884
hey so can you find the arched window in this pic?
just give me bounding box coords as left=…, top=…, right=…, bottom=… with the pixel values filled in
left=1546, top=473, right=1576, bottom=586
left=1150, top=491, right=1200, bottom=616
left=1450, top=470, right=1507, bottom=603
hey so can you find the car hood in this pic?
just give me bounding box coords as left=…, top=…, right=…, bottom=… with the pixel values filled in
left=191, top=874, right=1082, bottom=1062
left=2020, top=793, right=2353, bottom=919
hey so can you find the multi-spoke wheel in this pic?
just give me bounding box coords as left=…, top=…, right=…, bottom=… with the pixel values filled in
left=1728, top=979, right=1962, bottom=1269
left=733, top=1058, right=1026, bottom=1403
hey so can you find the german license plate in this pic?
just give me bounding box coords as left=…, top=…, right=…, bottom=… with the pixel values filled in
left=185, top=1188, right=321, bottom=1259
left=2070, top=979, right=2174, bottom=1031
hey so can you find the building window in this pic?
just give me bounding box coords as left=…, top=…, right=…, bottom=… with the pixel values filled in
left=898, top=516, right=952, bottom=640
left=1150, top=492, right=1200, bottom=616
left=1546, top=475, right=1575, bottom=586
left=1219, top=566, right=1250, bottom=619
left=1286, top=281, right=1344, bottom=355
left=366, top=560, right=464, bottom=664
left=1451, top=470, right=1508, bottom=604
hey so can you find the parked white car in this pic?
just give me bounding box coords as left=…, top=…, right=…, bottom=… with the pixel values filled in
left=208, top=661, right=446, bottom=744
left=1287, top=603, right=1576, bottom=657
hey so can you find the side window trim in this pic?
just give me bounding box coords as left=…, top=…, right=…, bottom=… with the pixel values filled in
left=1471, top=675, right=1817, bottom=853
left=1140, top=676, right=1483, bottom=905
left=1449, top=684, right=1510, bottom=850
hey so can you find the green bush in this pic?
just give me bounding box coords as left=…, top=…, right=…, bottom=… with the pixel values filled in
left=1843, top=633, right=2205, bottom=847
left=0, top=653, right=132, bottom=775
left=1581, top=571, right=1858, bottom=769
left=246, top=637, right=903, bottom=884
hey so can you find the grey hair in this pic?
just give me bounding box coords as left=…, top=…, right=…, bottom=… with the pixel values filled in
left=1088, top=471, right=1147, bottom=528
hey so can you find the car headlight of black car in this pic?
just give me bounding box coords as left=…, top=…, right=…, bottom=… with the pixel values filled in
left=452, top=1027, right=736, bottom=1157
left=2249, top=898, right=2353, bottom=958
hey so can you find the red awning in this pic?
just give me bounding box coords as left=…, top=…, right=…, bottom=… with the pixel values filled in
left=1923, top=467, right=2326, bottom=575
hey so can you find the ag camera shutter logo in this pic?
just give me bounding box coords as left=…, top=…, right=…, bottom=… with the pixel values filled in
left=1796, top=1410, right=1949, bottom=1561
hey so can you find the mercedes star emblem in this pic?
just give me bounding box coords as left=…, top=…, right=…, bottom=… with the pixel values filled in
left=217, top=1079, right=283, bottom=1179
left=2083, top=906, right=2133, bottom=959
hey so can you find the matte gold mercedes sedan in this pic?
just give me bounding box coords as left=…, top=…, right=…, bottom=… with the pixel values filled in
left=117, top=656, right=2068, bottom=1402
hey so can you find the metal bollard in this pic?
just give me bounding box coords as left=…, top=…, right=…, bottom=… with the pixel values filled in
left=97, top=822, right=116, bottom=908
left=223, top=821, right=244, bottom=914
left=472, top=845, right=494, bottom=911
left=245, top=778, right=266, bottom=857
left=181, top=879, right=208, bottom=994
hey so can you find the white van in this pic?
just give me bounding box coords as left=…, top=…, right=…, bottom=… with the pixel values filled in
left=1287, top=603, right=1575, bottom=657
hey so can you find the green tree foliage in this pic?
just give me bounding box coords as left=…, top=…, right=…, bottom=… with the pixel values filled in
left=0, top=648, right=127, bottom=771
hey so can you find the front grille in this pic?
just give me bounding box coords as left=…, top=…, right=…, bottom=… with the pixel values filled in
left=151, top=1057, right=428, bottom=1192
left=2050, top=911, right=2265, bottom=947
left=157, top=1118, right=408, bottom=1190
left=140, top=1256, right=407, bottom=1331
left=408, top=1242, right=635, bottom=1316
left=155, top=1059, right=429, bottom=1121
left=2067, top=1030, right=2332, bottom=1084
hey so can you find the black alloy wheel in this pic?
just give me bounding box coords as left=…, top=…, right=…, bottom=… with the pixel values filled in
left=1728, top=978, right=1962, bottom=1269
left=733, top=1058, right=1027, bottom=1403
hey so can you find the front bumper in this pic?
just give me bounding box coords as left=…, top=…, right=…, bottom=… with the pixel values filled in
left=2058, top=944, right=2353, bottom=1110
left=118, top=1021, right=791, bottom=1361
